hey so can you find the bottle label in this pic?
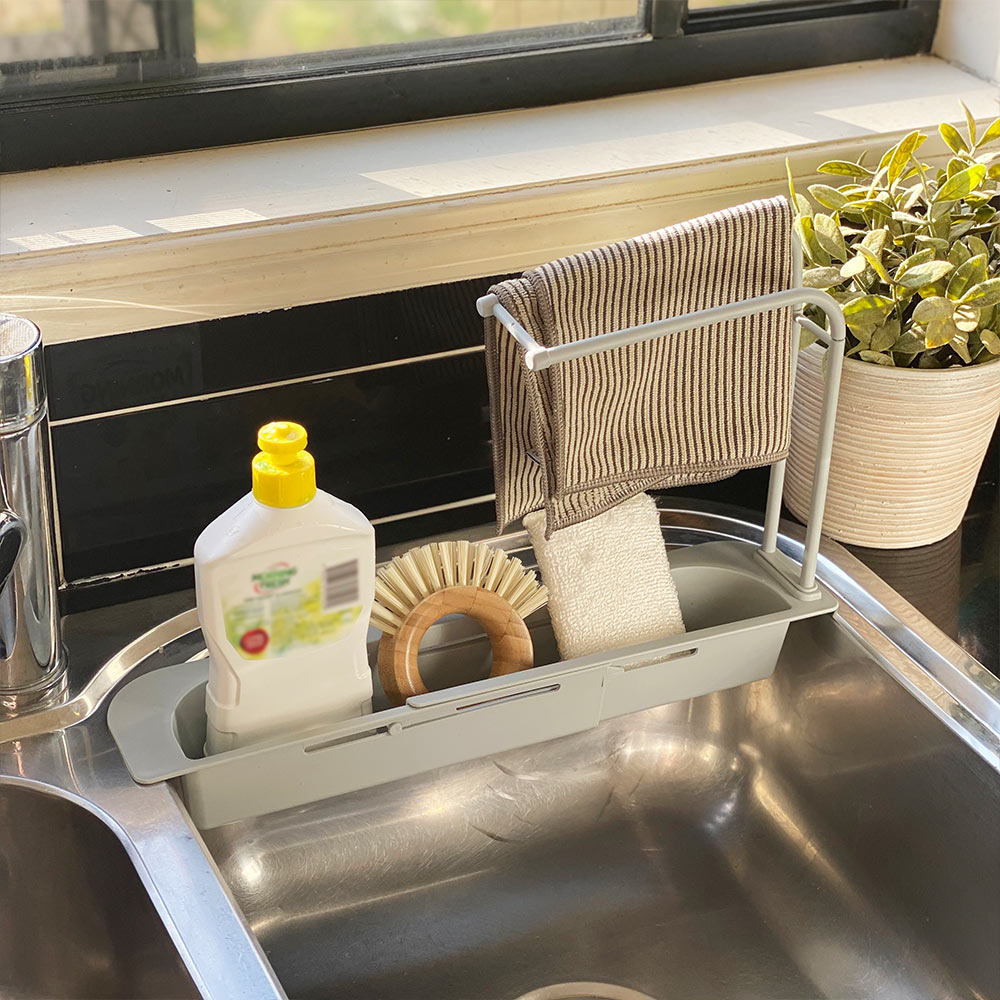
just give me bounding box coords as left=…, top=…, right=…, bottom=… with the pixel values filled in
left=220, top=553, right=363, bottom=660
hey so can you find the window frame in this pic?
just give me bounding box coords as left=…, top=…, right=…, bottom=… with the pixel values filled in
left=0, top=0, right=940, bottom=173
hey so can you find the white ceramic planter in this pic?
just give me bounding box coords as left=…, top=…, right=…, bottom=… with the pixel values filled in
left=785, top=344, right=1000, bottom=548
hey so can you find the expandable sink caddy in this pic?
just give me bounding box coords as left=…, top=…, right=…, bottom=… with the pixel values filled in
left=109, top=257, right=847, bottom=830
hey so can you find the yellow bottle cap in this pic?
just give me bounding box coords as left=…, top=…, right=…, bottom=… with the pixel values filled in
left=252, top=421, right=316, bottom=508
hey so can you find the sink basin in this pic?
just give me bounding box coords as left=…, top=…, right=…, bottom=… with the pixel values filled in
left=203, top=607, right=999, bottom=999
left=2, top=502, right=996, bottom=1000
left=0, top=781, right=198, bottom=999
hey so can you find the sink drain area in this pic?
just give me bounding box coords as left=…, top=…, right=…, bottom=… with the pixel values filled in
left=516, top=984, right=655, bottom=1000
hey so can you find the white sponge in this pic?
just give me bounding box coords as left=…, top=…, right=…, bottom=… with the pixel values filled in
left=524, top=493, right=686, bottom=660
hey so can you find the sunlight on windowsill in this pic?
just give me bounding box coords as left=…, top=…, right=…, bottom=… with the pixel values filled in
left=0, top=54, right=997, bottom=342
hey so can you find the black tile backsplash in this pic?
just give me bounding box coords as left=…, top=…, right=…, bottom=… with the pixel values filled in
left=45, top=276, right=509, bottom=597
left=47, top=279, right=502, bottom=421
left=53, top=351, right=493, bottom=581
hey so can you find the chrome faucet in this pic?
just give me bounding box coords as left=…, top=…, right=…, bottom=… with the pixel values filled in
left=0, top=315, right=64, bottom=715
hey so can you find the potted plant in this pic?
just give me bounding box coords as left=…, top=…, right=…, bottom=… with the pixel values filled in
left=785, top=107, right=1000, bottom=548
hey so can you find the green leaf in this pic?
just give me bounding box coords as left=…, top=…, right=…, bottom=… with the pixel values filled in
left=978, top=117, right=1000, bottom=148
left=953, top=303, right=981, bottom=332
left=859, top=350, right=895, bottom=366
left=946, top=157, right=967, bottom=180
left=843, top=198, right=893, bottom=221
left=794, top=193, right=813, bottom=218
left=960, top=278, right=1000, bottom=308
left=843, top=294, right=895, bottom=329
left=965, top=195, right=995, bottom=209
left=980, top=329, right=1000, bottom=354
left=840, top=254, right=868, bottom=279
left=887, top=130, right=927, bottom=186
left=947, top=253, right=988, bottom=300
left=807, top=184, right=848, bottom=211
left=892, top=211, right=929, bottom=226
left=900, top=186, right=924, bottom=212
left=913, top=235, right=951, bottom=252
left=934, top=164, right=987, bottom=203
left=912, top=296, right=954, bottom=325
left=803, top=266, right=845, bottom=289
left=870, top=318, right=900, bottom=353
left=953, top=335, right=973, bottom=364
left=896, top=247, right=935, bottom=275
left=861, top=228, right=890, bottom=254
left=892, top=329, right=925, bottom=355
left=939, top=121, right=969, bottom=154
left=895, top=260, right=954, bottom=289
left=785, top=157, right=797, bottom=204
left=962, top=101, right=978, bottom=146
left=813, top=213, right=847, bottom=261
left=817, top=160, right=874, bottom=178
left=924, top=315, right=962, bottom=348
left=948, top=240, right=972, bottom=267
left=966, top=235, right=989, bottom=259
left=928, top=206, right=951, bottom=241
left=855, top=245, right=891, bottom=283
left=794, top=215, right=831, bottom=266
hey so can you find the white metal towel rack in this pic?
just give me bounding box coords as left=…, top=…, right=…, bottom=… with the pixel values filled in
left=476, top=258, right=847, bottom=601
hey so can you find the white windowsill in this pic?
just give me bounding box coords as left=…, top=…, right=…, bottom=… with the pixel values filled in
left=1, top=54, right=997, bottom=343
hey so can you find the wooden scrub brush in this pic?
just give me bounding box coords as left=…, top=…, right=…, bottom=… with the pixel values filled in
left=371, top=540, right=548, bottom=706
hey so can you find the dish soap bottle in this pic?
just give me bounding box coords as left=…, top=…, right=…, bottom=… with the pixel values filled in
left=195, top=421, right=375, bottom=754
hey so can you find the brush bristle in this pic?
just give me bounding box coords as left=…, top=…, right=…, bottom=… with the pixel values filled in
left=372, top=541, right=547, bottom=635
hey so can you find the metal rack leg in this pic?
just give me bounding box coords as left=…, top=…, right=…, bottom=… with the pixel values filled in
left=798, top=335, right=845, bottom=590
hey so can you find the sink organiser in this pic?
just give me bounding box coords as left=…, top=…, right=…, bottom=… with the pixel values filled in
left=109, top=268, right=846, bottom=830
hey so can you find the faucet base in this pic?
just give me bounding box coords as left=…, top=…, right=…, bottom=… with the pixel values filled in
left=0, top=659, right=68, bottom=718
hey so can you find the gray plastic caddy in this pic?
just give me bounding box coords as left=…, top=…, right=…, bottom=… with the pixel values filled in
left=110, top=275, right=846, bottom=829
left=108, top=540, right=837, bottom=830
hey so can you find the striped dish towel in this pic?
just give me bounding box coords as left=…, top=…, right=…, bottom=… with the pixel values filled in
left=484, top=196, right=795, bottom=536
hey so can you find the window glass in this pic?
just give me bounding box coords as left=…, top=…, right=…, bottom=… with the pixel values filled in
left=196, top=0, right=641, bottom=62
left=0, top=0, right=645, bottom=98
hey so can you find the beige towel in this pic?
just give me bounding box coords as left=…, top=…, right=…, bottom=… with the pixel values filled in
left=485, top=196, right=795, bottom=536
left=524, top=493, right=685, bottom=660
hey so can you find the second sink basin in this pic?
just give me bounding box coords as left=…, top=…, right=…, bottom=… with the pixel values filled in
left=0, top=781, right=198, bottom=999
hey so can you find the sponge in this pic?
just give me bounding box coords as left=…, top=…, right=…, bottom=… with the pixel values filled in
left=523, top=493, right=685, bottom=660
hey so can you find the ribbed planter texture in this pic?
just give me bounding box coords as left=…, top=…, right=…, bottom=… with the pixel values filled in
left=785, top=344, right=1000, bottom=548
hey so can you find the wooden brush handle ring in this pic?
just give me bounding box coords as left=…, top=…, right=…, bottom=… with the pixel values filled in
left=377, top=585, right=533, bottom=706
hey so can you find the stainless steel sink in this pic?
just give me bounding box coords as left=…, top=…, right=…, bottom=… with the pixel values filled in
left=0, top=610, right=284, bottom=1000
left=1, top=503, right=997, bottom=1000
left=0, top=781, right=198, bottom=999
left=202, top=605, right=999, bottom=1000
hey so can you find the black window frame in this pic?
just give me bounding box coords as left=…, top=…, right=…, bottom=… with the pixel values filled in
left=0, top=0, right=940, bottom=173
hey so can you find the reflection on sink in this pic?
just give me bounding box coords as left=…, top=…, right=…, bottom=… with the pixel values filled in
left=0, top=782, right=199, bottom=1000
left=203, top=612, right=999, bottom=1000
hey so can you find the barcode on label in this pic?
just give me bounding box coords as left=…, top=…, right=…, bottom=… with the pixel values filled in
left=323, top=560, right=359, bottom=611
